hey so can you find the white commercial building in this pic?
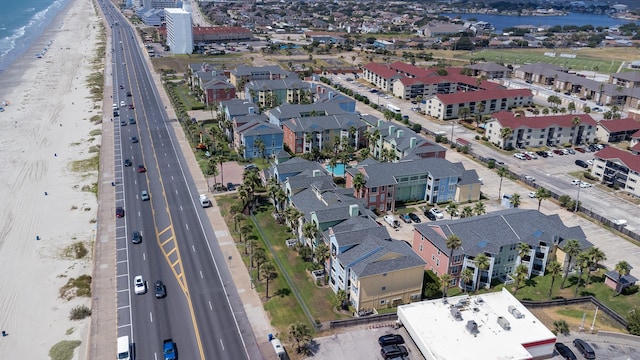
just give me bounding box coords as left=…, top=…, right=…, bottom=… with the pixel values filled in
left=165, top=8, right=193, bottom=54
left=397, top=289, right=556, bottom=360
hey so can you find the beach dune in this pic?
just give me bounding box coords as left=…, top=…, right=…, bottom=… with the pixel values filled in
left=0, top=0, right=102, bottom=358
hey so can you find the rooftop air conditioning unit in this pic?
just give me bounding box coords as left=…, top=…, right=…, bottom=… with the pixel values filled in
left=466, top=320, right=479, bottom=335
left=497, top=316, right=511, bottom=330
left=508, top=305, right=524, bottom=319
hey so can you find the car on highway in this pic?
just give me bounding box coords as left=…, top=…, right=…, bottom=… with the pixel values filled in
left=120, top=100, right=126, bottom=107
left=408, top=213, right=421, bottom=223
left=141, top=190, right=149, bottom=201
left=124, top=159, right=132, bottom=167
left=524, top=175, right=535, bottom=182
left=575, top=160, right=588, bottom=168
left=130, top=136, right=138, bottom=143
left=378, top=334, right=405, bottom=347
left=119, top=85, right=124, bottom=89
left=132, top=231, right=142, bottom=244
left=134, top=275, right=147, bottom=294
left=115, top=207, right=124, bottom=218
left=120, top=119, right=127, bottom=126
left=429, top=208, right=444, bottom=219
left=554, top=342, right=576, bottom=360
left=137, top=165, right=146, bottom=173
left=128, top=117, right=136, bottom=124
left=154, top=280, right=166, bottom=298
left=128, top=104, right=134, bottom=109
left=126, top=91, right=131, bottom=96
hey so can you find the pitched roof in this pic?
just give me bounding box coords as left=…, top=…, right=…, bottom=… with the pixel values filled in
left=465, top=62, right=511, bottom=73
left=282, top=114, right=365, bottom=133
left=389, top=61, right=431, bottom=77
left=593, top=146, right=640, bottom=173
left=347, top=157, right=470, bottom=187
left=490, top=111, right=596, bottom=129
left=363, top=62, right=400, bottom=79
left=611, top=71, right=640, bottom=82
left=348, top=239, right=426, bottom=278
left=597, top=118, right=640, bottom=133
left=237, top=120, right=283, bottom=136
left=414, top=209, right=592, bottom=257
left=435, top=89, right=531, bottom=105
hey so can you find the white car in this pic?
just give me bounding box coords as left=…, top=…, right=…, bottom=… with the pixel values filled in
left=579, top=182, right=592, bottom=188
left=524, top=175, right=535, bottom=182
left=545, top=151, right=554, bottom=157
left=528, top=191, right=536, bottom=198
left=134, top=275, right=147, bottom=295
left=587, top=159, right=594, bottom=165
left=430, top=208, right=444, bottom=219
left=571, top=179, right=581, bottom=186
left=514, top=153, right=526, bottom=160
left=613, top=218, right=628, bottom=226
left=120, top=100, right=126, bottom=107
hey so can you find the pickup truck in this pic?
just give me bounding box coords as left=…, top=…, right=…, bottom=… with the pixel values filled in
left=163, top=339, right=176, bottom=360
left=199, top=194, right=211, bottom=208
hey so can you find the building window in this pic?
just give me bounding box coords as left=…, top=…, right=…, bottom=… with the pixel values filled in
left=419, top=244, right=423, bottom=252
left=432, top=255, right=435, bottom=261
left=436, top=259, right=440, bottom=266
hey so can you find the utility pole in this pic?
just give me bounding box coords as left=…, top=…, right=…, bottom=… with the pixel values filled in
left=575, top=175, right=582, bottom=212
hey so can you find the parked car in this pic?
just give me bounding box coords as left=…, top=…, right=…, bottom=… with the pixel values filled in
left=587, top=159, right=594, bottom=165
left=575, top=147, right=585, bottom=153
left=528, top=191, right=536, bottom=198
left=524, top=175, right=535, bottom=182
left=401, top=214, right=412, bottom=224
left=424, top=210, right=437, bottom=221
left=408, top=213, right=421, bottom=223
left=514, top=153, right=526, bottom=160
left=567, top=149, right=576, bottom=154
left=378, top=334, right=405, bottom=347
left=115, top=207, right=124, bottom=218
left=573, top=339, right=595, bottom=359
left=429, top=208, right=444, bottom=219
left=154, top=280, right=166, bottom=298
left=554, top=342, right=577, bottom=360
left=380, top=345, right=408, bottom=359
left=575, top=160, right=588, bottom=168
left=579, top=182, right=592, bottom=188
left=134, top=275, right=146, bottom=295
left=571, top=179, right=581, bottom=186
left=226, top=182, right=235, bottom=191
left=131, top=231, right=142, bottom=244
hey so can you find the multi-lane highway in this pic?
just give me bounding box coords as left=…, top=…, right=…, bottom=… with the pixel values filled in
left=99, top=2, right=256, bottom=359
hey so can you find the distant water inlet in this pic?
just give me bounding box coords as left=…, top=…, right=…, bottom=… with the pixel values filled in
left=325, top=163, right=346, bottom=177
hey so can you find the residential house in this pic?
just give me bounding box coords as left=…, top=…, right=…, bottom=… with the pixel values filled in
left=345, top=158, right=481, bottom=212
left=267, top=102, right=355, bottom=127
left=368, top=121, right=446, bottom=161
left=266, top=156, right=329, bottom=186
left=591, top=146, right=640, bottom=196
left=244, top=78, right=312, bottom=109
left=604, top=270, right=638, bottom=293
left=595, top=118, right=640, bottom=143
left=424, top=89, right=532, bottom=121
left=187, top=63, right=236, bottom=106
left=235, top=119, right=284, bottom=160
left=412, top=209, right=592, bottom=290
left=281, top=114, right=367, bottom=154
left=485, top=111, right=597, bottom=149
left=218, top=99, right=259, bottom=140
left=229, top=65, right=292, bottom=91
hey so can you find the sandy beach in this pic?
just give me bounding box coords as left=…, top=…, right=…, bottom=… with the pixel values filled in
left=0, top=0, right=102, bottom=358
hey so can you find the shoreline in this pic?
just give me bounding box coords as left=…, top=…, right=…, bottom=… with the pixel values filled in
left=0, top=0, right=102, bottom=358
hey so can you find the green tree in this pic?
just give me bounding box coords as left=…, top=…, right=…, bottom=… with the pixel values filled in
left=546, top=261, right=563, bottom=299
left=353, top=172, right=367, bottom=198
left=474, top=253, right=490, bottom=293
left=497, top=167, right=508, bottom=199
left=261, top=262, right=277, bottom=298
left=445, top=202, right=459, bottom=218
left=535, top=187, right=551, bottom=211
left=513, top=264, right=529, bottom=295
left=628, top=308, right=640, bottom=336
left=474, top=201, right=486, bottom=216
left=457, top=107, right=471, bottom=121
left=461, top=206, right=474, bottom=218
left=460, top=268, right=474, bottom=294
left=446, top=234, right=462, bottom=273
left=510, top=193, right=521, bottom=208
left=288, top=321, right=312, bottom=353
left=240, top=224, right=252, bottom=251
left=586, top=247, right=606, bottom=286
left=560, top=239, right=582, bottom=289
left=499, top=127, right=513, bottom=148
left=574, top=252, right=591, bottom=297
left=614, top=260, right=631, bottom=295
left=302, top=221, right=318, bottom=248
left=554, top=320, right=570, bottom=335
left=440, top=273, right=452, bottom=299
left=336, top=289, right=348, bottom=309
left=517, top=242, right=530, bottom=263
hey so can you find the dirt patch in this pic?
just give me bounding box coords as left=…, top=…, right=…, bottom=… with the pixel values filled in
left=528, top=302, right=627, bottom=334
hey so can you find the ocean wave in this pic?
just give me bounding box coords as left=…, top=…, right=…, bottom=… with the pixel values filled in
left=26, top=7, right=36, bottom=12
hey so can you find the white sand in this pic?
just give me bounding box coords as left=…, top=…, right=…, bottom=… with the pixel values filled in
left=0, top=0, right=102, bottom=358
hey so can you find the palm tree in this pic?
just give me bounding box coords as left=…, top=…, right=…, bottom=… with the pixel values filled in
left=446, top=202, right=459, bottom=219
left=446, top=234, right=462, bottom=273
left=328, top=156, right=338, bottom=177
left=460, top=268, right=474, bottom=293
left=546, top=261, right=562, bottom=299
left=288, top=321, right=312, bottom=354
left=614, top=260, right=631, bottom=295
left=574, top=252, right=591, bottom=297
left=253, top=247, right=267, bottom=276
left=475, top=103, right=485, bottom=128
left=457, top=107, right=471, bottom=122
left=586, top=247, right=606, bottom=286
left=240, top=224, right=252, bottom=250
left=260, top=262, right=277, bottom=298
left=510, top=193, right=521, bottom=208
left=302, top=221, right=317, bottom=248
left=497, top=167, right=508, bottom=199
left=560, top=239, right=581, bottom=289
left=474, top=253, right=490, bottom=293
left=535, top=187, right=550, bottom=211
left=353, top=172, right=366, bottom=198
left=229, top=204, right=242, bottom=231
left=571, top=116, right=581, bottom=144
left=473, top=201, right=486, bottom=216
left=513, top=264, right=529, bottom=295
left=461, top=206, right=474, bottom=218
left=499, top=127, right=513, bottom=148
left=440, top=273, right=452, bottom=299
left=517, top=242, right=531, bottom=264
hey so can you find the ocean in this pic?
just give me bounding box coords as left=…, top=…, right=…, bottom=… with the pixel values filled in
left=442, top=12, right=640, bottom=34
left=0, top=0, right=70, bottom=72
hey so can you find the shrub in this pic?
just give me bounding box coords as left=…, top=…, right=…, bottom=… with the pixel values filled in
left=475, top=135, right=480, bottom=140
left=63, top=242, right=89, bottom=259
left=49, top=340, right=82, bottom=360
left=69, top=305, right=92, bottom=320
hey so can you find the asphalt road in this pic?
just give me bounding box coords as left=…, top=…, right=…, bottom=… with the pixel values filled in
left=99, top=2, right=253, bottom=359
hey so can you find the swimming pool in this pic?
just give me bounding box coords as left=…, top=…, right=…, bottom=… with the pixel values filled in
left=325, top=163, right=346, bottom=176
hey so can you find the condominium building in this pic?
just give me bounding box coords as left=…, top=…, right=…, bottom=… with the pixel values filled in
left=165, top=8, right=193, bottom=54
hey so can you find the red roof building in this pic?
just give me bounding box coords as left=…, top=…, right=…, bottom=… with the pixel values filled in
left=595, top=118, right=640, bottom=143
left=592, top=146, right=640, bottom=196
left=424, top=89, right=533, bottom=121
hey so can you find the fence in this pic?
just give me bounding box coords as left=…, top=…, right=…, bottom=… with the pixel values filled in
left=520, top=296, right=628, bottom=329
left=329, top=313, right=398, bottom=329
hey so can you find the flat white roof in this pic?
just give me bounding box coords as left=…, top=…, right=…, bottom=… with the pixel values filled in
left=397, top=288, right=556, bottom=360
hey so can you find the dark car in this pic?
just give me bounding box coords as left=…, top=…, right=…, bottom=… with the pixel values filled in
left=137, top=165, right=146, bottom=173
left=119, top=85, right=124, bottom=89
left=573, top=339, right=595, bottom=359
left=226, top=182, right=235, bottom=191
left=128, top=104, right=134, bottom=109
left=124, top=159, right=132, bottom=167
left=380, top=344, right=408, bottom=359
left=555, top=342, right=577, bottom=360
left=130, top=136, right=138, bottom=143
left=424, top=210, right=437, bottom=221
left=126, top=91, right=132, bottom=96
left=113, top=111, right=119, bottom=117
left=575, top=159, right=588, bottom=168
left=131, top=231, right=142, bottom=244
left=128, top=118, right=136, bottom=124
left=120, top=119, right=127, bottom=126
left=378, top=334, right=405, bottom=347
left=115, top=207, right=124, bottom=218
left=154, top=280, right=166, bottom=299
left=408, top=213, right=421, bottom=223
